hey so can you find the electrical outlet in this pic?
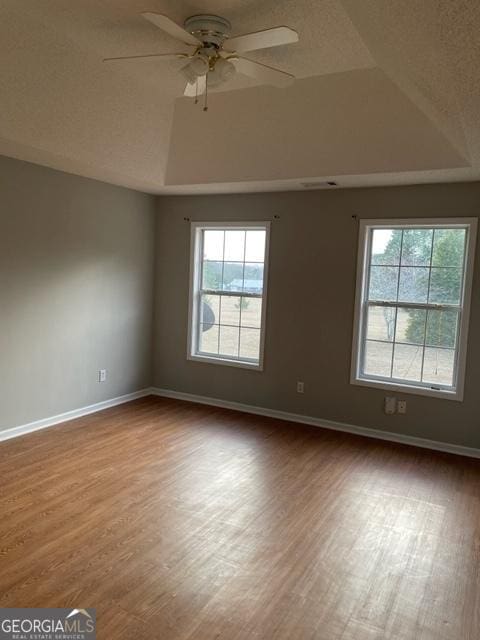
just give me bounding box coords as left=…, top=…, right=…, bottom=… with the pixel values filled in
left=384, top=396, right=396, bottom=415
left=397, top=400, right=407, bottom=414
left=99, top=369, right=107, bottom=383
left=297, top=381, right=304, bottom=394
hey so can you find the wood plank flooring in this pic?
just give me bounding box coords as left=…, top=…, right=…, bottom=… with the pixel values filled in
left=1, top=396, right=479, bottom=639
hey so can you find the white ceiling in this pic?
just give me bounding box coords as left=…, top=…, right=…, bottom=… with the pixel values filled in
left=0, top=1, right=479, bottom=194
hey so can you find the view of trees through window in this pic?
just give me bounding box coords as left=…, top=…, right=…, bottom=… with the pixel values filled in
left=363, top=226, right=467, bottom=387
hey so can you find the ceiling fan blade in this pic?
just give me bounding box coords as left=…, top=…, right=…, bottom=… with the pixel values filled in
left=103, top=52, right=189, bottom=63
left=223, top=26, right=298, bottom=53
left=141, top=13, right=201, bottom=47
left=184, top=75, right=206, bottom=97
left=231, top=57, right=294, bottom=88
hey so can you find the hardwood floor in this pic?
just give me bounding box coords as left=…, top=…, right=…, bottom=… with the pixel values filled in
left=1, top=396, right=479, bottom=639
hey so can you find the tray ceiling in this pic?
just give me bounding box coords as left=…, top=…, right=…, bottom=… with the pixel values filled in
left=0, top=1, right=478, bottom=193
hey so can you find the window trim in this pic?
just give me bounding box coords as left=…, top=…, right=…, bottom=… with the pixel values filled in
left=187, top=220, right=270, bottom=371
left=350, top=217, right=477, bottom=401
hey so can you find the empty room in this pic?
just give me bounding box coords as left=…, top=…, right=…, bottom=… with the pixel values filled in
left=1, top=2, right=479, bottom=639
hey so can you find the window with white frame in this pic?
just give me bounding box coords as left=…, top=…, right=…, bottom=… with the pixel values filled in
left=188, top=222, right=270, bottom=368
left=351, top=218, right=477, bottom=400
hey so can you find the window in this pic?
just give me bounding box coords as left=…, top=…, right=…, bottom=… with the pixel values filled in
left=188, top=222, right=270, bottom=369
left=351, top=218, right=477, bottom=400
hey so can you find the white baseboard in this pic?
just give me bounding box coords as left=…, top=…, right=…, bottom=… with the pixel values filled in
left=0, top=388, right=153, bottom=443
left=151, top=387, right=480, bottom=460
left=3, top=386, right=478, bottom=460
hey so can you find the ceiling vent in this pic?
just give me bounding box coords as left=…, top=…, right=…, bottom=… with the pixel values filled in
left=300, top=181, right=338, bottom=189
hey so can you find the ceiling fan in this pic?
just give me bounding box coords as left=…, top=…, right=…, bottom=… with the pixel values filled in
left=103, top=13, right=298, bottom=110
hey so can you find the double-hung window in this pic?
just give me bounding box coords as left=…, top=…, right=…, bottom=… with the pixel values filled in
left=351, top=218, right=477, bottom=400
left=188, top=222, right=270, bottom=369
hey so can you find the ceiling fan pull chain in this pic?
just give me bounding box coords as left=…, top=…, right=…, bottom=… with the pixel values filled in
left=195, top=78, right=199, bottom=104
left=204, top=73, right=209, bottom=111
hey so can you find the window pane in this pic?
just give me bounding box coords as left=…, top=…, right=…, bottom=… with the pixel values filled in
left=203, top=230, right=224, bottom=260
left=201, top=294, right=219, bottom=326
left=353, top=222, right=474, bottom=396
left=224, top=230, right=245, bottom=261
left=202, top=261, right=223, bottom=290
left=425, top=309, right=458, bottom=348
left=398, top=267, right=429, bottom=303
left=219, top=325, right=240, bottom=357
left=243, top=263, right=264, bottom=294
left=428, top=267, right=462, bottom=304
left=422, top=348, right=455, bottom=386
left=366, top=306, right=396, bottom=342
left=219, top=295, right=241, bottom=326
left=400, top=229, right=433, bottom=266
left=193, top=224, right=268, bottom=367
left=240, top=297, right=262, bottom=328
left=432, top=229, right=466, bottom=267
left=368, top=266, right=399, bottom=301
left=395, top=307, right=426, bottom=345
left=392, top=344, right=423, bottom=381
left=239, top=328, right=261, bottom=360
left=245, top=230, right=266, bottom=262
left=222, top=262, right=244, bottom=291
left=371, top=229, right=402, bottom=265
left=363, top=341, right=393, bottom=377
left=199, top=323, right=219, bottom=354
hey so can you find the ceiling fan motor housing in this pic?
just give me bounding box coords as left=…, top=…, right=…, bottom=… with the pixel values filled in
left=184, top=15, right=232, bottom=47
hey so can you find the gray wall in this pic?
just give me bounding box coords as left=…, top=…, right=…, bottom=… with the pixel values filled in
left=2, top=158, right=478, bottom=449
left=154, top=183, right=480, bottom=449
left=0, top=155, right=156, bottom=432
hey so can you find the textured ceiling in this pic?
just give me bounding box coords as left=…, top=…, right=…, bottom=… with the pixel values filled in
left=167, top=69, right=467, bottom=185
left=0, top=1, right=479, bottom=193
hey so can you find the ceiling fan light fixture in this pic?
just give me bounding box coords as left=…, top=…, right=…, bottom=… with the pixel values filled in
left=216, top=57, right=235, bottom=80
left=180, top=55, right=209, bottom=83
left=208, top=57, right=235, bottom=87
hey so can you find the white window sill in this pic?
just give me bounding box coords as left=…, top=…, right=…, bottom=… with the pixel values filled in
left=188, top=353, right=263, bottom=371
left=351, top=376, right=462, bottom=401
